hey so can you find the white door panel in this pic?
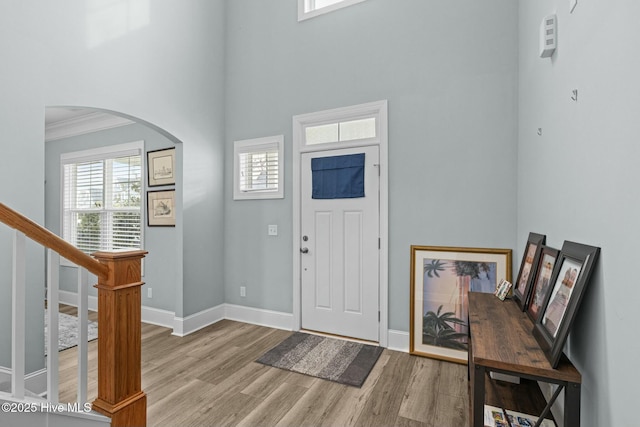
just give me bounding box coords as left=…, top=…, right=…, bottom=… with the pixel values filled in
left=300, top=145, right=379, bottom=342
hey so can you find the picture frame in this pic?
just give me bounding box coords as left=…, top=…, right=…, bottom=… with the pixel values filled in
left=532, top=240, right=600, bottom=368
left=147, top=190, right=176, bottom=227
left=526, top=246, right=559, bottom=323
left=513, top=232, right=546, bottom=311
left=410, top=245, right=512, bottom=364
left=147, top=147, right=175, bottom=187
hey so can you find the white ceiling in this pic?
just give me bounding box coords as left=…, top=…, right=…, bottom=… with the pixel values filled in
left=45, top=107, right=134, bottom=142
left=45, top=107, right=96, bottom=126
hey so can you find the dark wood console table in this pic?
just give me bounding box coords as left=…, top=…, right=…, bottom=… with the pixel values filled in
left=468, top=292, right=582, bottom=427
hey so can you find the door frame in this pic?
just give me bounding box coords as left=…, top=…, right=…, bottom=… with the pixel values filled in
left=292, top=100, right=389, bottom=347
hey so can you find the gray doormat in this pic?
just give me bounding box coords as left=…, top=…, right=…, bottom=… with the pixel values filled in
left=256, top=332, right=383, bottom=387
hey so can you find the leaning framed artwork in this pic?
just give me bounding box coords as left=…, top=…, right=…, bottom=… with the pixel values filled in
left=410, top=245, right=512, bottom=364
left=513, top=232, right=546, bottom=311
left=147, top=147, right=175, bottom=187
left=526, top=246, right=559, bottom=323
left=533, top=240, right=600, bottom=368
left=147, top=190, right=176, bottom=227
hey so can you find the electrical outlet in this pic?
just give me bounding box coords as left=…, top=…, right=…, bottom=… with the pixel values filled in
left=268, top=224, right=278, bottom=236
left=240, top=286, right=246, bottom=297
left=147, top=287, right=152, bottom=298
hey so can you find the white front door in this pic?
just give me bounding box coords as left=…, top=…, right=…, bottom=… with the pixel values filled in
left=300, top=145, right=380, bottom=342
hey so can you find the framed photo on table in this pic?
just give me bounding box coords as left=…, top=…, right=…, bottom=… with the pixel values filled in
left=410, top=245, right=512, bottom=364
left=147, top=148, right=175, bottom=187
left=513, top=232, right=546, bottom=311
left=526, top=246, right=559, bottom=322
left=533, top=240, right=600, bottom=368
left=147, top=190, right=176, bottom=227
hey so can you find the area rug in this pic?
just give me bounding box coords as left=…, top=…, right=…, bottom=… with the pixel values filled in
left=256, top=332, right=383, bottom=387
left=44, top=311, right=98, bottom=355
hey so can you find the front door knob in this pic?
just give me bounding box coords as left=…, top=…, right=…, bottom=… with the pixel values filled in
left=300, top=247, right=309, bottom=254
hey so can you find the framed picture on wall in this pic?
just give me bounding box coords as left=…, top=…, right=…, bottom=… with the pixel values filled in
left=513, top=232, right=546, bottom=311
left=147, top=147, right=175, bottom=186
left=409, top=245, right=512, bottom=364
left=147, top=190, right=176, bottom=227
left=526, top=246, right=559, bottom=322
left=533, top=240, right=600, bottom=368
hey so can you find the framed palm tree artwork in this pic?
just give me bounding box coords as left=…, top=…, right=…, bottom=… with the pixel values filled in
left=409, top=245, right=512, bottom=364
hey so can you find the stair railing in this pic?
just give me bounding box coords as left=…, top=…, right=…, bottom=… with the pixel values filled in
left=0, top=202, right=147, bottom=427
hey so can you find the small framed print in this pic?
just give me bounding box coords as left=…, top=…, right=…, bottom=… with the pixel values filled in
left=526, top=246, right=559, bottom=322
left=494, top=279, right=513, bottom=301
left=513, top=232, right=546, bottom=311
left=147, top=190, right=175, bottom=227
left=147, top=148, right=175, bottom=187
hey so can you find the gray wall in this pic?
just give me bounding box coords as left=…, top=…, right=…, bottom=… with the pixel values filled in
left=0, top=0, right=226, bottom=372
left=42, top=0, right=227, bottom=319
left=518, top=1, right=639, bottom=425
left=223, top=0, right=519, bottom=330
left=44, top=123, right=181, bottom=313
left=0, top=0, right=48, bottom=373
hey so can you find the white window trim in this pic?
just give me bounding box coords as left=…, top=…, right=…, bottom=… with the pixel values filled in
left=60, top=140, right=145, bottom=267
left=292, top=100, right=389, bottom=347
left=297, top=103, right=383, bottom=152
left=298, top=0, right=368, bottom=22
left=233, top=135, right=284, bottom=200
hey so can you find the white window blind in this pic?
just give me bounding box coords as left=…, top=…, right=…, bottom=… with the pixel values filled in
left=62, top=143, right=143, bottom=256
left=234, top=135, right=284, bottom=200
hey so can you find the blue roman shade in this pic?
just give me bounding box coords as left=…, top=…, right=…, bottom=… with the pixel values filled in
left=311, top=153, right=365, bottom=199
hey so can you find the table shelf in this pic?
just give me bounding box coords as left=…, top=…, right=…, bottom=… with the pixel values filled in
left=468, top=292, right=581, bottom=427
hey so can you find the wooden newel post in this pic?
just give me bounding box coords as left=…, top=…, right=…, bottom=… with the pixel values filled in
left=91, top=250, right=148, bottom=427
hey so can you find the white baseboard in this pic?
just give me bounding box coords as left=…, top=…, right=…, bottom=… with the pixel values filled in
left=172, top=304, right=225, bottom=337
left=58, top=290, right=174, bottom=329
left=139, top=306, right=175, bottom=329
left=387, top=329, right=410, bottom=352
left=224, top=303, right=294, bottom=331
left=0, top=367, right=47, bottom=395
left=58, top=290, right=98, bottom=311
left=172, top=304, right=293, bottom=337
left=56, top=291, right=402, bottom=353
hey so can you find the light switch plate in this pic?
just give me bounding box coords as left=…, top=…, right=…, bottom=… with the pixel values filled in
left=268, top=224, right=278, bottom=236
left=570, top=0, right=577, bottom=13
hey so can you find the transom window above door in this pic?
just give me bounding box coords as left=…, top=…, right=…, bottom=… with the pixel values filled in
left=295, top=101, right=384, bottom=151
left=298, top=0, right=368, bottom=21
left=305, top=117, right=376, bottom=145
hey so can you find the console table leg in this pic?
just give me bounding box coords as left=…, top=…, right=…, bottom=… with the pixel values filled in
left=564, top=382, right=581, bottom=427
left=472, top=365, right=485, bottom=427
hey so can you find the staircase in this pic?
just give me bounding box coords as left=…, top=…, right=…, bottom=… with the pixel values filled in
left=0, top=203, right=147, bottom=427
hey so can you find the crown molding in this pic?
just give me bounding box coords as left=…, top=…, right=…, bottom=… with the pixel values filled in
left=45, top=112, right=134, bottom=142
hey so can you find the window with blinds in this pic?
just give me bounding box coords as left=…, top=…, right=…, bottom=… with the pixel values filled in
left=233, top=135, right=284, bottom=200
left=61, top=142, right=143, bottom=257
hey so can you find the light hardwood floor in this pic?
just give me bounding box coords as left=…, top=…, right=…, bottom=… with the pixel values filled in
left=58, top=306, right=469, bottom=426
